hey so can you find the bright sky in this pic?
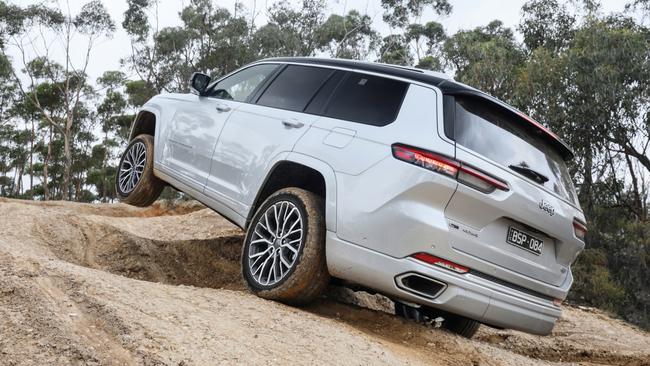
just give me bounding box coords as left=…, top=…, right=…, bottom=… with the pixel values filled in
left=14, top=0, right=631, bottom=83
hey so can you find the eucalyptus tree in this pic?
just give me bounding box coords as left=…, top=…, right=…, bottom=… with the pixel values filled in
left=443, top=20, right=525, bottom=101
left=379, top=0, right=451, bottom=67
left=94, top=70, right=127, bottom=201
left=315, top=10, right=379, bottom=59
left=0, top=0, right=114, bottom=200
left=257, top=0, right=326, bottom=57
left=123, top=0, right=256, bottom=93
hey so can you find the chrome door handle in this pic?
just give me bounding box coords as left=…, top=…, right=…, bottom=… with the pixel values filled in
left=215, top=103, right=231, bottom=112
left=282, top=119, right=304, bottom=129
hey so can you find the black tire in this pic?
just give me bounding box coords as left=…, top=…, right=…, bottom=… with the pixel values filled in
left=115, top=134, right=165, bottom=207
left=443, top=313, right=481, bottom=338
left=394, top=302, right=480, bottom=338
left=242, top=187, right=330, bottom=305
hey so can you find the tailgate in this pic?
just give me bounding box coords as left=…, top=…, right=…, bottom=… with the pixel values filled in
left=443, top=94, right=585, bottom=288
left=444, top=152, right=583, bottom=287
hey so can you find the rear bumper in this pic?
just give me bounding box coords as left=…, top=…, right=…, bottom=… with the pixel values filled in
left=326, top=231, right=562, bottom=335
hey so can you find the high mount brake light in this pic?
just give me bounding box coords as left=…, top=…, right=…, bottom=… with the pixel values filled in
left=411, top=253, right=469, bottom=274
left=392, top=144, right=509, bottom=193
left=573, top=219, right=587, bottom=241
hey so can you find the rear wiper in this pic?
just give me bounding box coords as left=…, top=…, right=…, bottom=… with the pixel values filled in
left=508, top=164, right=549, bottom=184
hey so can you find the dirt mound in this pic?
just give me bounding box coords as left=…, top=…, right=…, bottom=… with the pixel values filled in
left=1, top=198, right=649, bottom=366
left=32, top=211, right=244, bottom=290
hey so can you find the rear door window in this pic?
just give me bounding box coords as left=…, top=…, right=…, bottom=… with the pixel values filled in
left=322, top=73, right=408, bottom=126
left=304, top=70, right=346, bottom=115
left=453, top=96, right=577, bottom=203
left=256, top=65, right=334, bottom=112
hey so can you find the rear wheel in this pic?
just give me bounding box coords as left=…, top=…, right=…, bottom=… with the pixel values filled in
left=442, top=313, right=481, bottom=338
left=115, top=134, right=165, bottom=207
left=242, top=188, right=329, bottom=305
left=394, top=302, right=481, bottom=338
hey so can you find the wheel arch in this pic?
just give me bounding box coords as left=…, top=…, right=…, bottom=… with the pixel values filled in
left=247, top=153, right=337, bottom=233
left=129, top=109, right=158, bottom=141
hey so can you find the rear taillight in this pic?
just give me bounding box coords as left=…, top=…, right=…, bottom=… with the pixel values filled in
left=573, top=219, right=587, bottom=241
left=411, top=252, right=469, bottom=274
left=392, top=144, right=509, bottom=193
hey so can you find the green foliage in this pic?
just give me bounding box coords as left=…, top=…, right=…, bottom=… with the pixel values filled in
left=443, top=20, right=525, bottom=101
left=569, top=248, right=627, bottom=312
left=381, top=0, right=452, bottom=28
left=73, top=0, right=115, bottom=36
left=0, top=1, right=64, bottom=37
left=122, top=0, right=150, bottom=41
left=316, top=11, right=379, bottom=59
left=378, top=34, right=413, bottom=65
left=124, top=80, right=156, bottom=107
left=519, top=0, right=575, bottom=52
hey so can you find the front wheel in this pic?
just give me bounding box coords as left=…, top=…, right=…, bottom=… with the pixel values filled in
left=242, top=188, right=330, bottom=305
left=115, top=134, right=165, bottom=207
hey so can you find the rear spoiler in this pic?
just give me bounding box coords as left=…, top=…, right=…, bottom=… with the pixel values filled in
left=438, top=82, right=575, bottom=161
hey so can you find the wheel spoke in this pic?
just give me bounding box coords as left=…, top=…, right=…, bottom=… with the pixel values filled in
left=282, top=244, right=298, bottom=254
left=282, top=227, right=302, bottom=239
left=264, top=212, right=274, bottom=239
left=279, top=251, right=291, bottom=269
left=251, top=237, right=273, bottom=245
left=269, top=253, right=278, bottom=285
left=277, top=251, right=285, bottom=278
left=273, top=204, right=281, bottom=237
left=280, top=205, right=295, bottom=237
left=257, top=223, right=274, bottom=238
left=254, top=253, right=272, bottom=279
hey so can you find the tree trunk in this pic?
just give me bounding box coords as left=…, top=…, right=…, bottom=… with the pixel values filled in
left=15, top=165, right=23, bottom=197
left=62, top=127, right=72, bottom=201
left=102, top=130, right=108, bottom=202
left=43, top=126, right=52, bottom=201
left=625, top=154, right=645, bottom=221
left=75, top=174, right=81, bottom=200
left=582, top=147, right=594, bottom=216
left=29, top=117, right=34, bottom=197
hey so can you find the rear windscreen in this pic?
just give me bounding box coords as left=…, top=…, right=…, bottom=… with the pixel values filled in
left=453, top=96, right=577, bottom=204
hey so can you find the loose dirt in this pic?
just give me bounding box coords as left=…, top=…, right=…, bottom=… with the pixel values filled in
left=0, top=198, right=648, bottom=365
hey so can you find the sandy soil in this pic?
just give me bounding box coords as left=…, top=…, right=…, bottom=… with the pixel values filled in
left=0, top=198, right=648, bottom=366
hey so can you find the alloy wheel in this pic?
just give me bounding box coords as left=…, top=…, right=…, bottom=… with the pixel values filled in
left=248, top=201, right=304, bottom=286
left=118, top=141, right=147, bottom=194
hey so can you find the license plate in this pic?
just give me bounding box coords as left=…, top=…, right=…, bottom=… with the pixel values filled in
left=506, top=226, right=543, bottom=256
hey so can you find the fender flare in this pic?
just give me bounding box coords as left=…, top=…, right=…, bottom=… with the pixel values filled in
left=252, top=152, right=338, bottom=232
left=129, top=104, right=164, bottom=162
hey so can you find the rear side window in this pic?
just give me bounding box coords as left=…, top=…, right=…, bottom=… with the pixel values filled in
left=323, top=73, right=408, bottom=126
left=257, top=65, right=334, bottom=112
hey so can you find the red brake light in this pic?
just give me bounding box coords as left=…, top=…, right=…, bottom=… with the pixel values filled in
left=392, top=144, right=508, bottom=193
left=573, top=219, right=587, bottom=241
left=411, top=253, right=469, bottom=274
left=392, top=144, right=459, bottom=177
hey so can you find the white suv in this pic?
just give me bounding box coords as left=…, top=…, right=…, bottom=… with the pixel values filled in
left=116, top=57, right=587, bottom=338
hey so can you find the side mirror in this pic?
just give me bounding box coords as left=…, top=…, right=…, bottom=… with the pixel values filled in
left=190, top=72, right=211, bottom=95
